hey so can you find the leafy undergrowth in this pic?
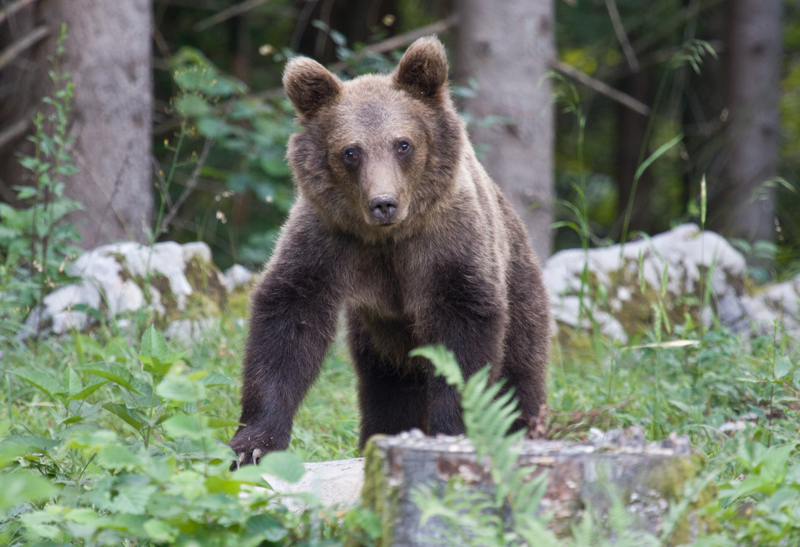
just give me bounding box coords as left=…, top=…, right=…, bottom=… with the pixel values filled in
left=0, top=320, right=376, bottom=546
left=1, top=305, right=800, bottom=545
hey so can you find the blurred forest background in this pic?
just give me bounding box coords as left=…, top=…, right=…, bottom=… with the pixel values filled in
left=0, top=0, right=798, bottom=281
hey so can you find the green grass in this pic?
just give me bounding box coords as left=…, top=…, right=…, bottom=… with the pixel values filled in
left=1, top=301, right=800, bottom=544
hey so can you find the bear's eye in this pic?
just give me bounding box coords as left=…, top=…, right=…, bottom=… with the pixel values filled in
left=342, top=146, right=360, bottom=165
left=396, top=140, right=412, bottom=155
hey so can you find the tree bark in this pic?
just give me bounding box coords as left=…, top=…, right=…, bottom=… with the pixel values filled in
left=0, top=0, right=154, bottom=248
left=711, top=0, right=782, bottom=244
left=455, top=0, right=555, bottom=261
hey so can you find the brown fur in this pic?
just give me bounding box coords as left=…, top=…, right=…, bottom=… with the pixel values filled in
left=229, top=36, right=550, bottom=465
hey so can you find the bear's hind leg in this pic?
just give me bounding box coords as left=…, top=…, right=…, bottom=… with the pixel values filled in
left=347, top=313, right=428, bottom=450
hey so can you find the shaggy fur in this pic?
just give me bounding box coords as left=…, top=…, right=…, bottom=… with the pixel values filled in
left=229, top=36, right=550, bottom=465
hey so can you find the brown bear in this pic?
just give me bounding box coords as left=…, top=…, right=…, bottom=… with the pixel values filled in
left=229, top=36, right=550, bottom=466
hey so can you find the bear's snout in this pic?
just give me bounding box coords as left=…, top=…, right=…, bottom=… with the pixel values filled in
left=369, top=195, right=399, bottom=224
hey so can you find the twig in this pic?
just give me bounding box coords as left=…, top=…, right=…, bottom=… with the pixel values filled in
left=328, top=14, right=459, bottom=73
left=194, top=0, right=271, bottom=32
left=605, top=0, right=639, bottom=72
left=0, top=0, right=37, bottom=25
left=159, top=136, right=215, bottom=233
left=550, top=59, right=651, bottom=116
left=0, top=25, right=51, bottom=71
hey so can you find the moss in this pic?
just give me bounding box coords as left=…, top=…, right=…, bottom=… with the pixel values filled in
left=225, top=288, right=251, bottom=318
left=109, top=252, right=132, bottom=283
left=185, top=255, right=227, bottom=309
left=648, top=455, right=717, bottom=546
left=361, top=437, right=399, bottom=547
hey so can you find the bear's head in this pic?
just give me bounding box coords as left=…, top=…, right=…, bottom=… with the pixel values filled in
left=283, top=36, right=464, bottom=240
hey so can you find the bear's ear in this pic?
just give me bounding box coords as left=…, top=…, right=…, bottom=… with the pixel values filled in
left=394, top=36, right=449, bottom=99
left=283, top=57, right=342, bottom=117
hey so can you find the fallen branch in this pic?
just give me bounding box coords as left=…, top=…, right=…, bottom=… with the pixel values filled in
left=549, top=59, right=651, bottom=116
left=0, top=25, right=51, bottom=71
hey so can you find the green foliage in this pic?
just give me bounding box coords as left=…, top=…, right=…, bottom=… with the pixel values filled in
left=0, top=323, right=377, bottom=546
left=0, top=24, right=82, bottom=336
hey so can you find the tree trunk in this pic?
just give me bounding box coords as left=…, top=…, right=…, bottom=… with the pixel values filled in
left=455, top=0, right=555, bottom=261
left=0, top=0, right=154, bottom=249
left=616, top=66, right=657, bottom=235
left=711, top=0, right=782, bottom=244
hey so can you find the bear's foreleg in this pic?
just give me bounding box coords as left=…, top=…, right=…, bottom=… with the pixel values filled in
left=415, top=263, right=506, bottom=436
left=347, top=312, right=429, bottom=449
left=229, top=223, right=343, bottom=467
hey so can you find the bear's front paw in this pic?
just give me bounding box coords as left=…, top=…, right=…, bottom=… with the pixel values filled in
left=228, top=425, right=287, bottom=470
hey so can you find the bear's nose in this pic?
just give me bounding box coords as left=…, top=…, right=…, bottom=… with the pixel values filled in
left=369, top=195, right=398, bottom=222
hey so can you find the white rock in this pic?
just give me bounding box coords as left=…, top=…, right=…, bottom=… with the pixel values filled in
left=182, top=241, right=212, bottom=263
left=266, top=458, right=364, bottom=511
left=221, top=264, right=254, bottom=293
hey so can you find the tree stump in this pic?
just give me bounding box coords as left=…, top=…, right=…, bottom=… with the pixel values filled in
left=362, top=428, right=709, bottom=546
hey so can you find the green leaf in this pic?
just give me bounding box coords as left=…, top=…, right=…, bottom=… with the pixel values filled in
left=246, top=514, right=288, bottom=541
left=103, top=403, right=143, bottom=431
left=410, top=345, right=464, bottom=389
left=139, top=325, right=169, bottom=360
left=0, top=471, right=58, bottom=510
left=82, top=366, right=141, bottom=394
left=9, top=369, right=66, bottom=398
left=162, top=413, right=208, bottom=440
left=66, top=367, right=82, bottom=397
left=144, top=519, right=178, bottom=542
left=259, top=451, right=306, bottom=483
left=104, top=484, right=157, bottom=515
left=1, top=434, right=61, bottom=454
left=68, top=380, right=109, bottom=402
left=199, top=370, right=239, bottom=387
left=775, top=356, right=793, bottom=379
left=96, top=443, right=141, bottom=469
left=157, top=375, right=205, bottom=402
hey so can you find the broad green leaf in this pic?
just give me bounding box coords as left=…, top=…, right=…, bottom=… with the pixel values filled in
left=162, top=413, right=208, bottom=440
left=760, top=443, right=796, bottom=485
left=199, top=370, right=238, bottom=386
left=139, top=325, right=169, bottom=360
left=9, top=369, right=66, bottom=398
left=103, top=484, right=157, bottom=515
left=138, top=355, right=173, bottom=377
left=82, top=366, right=141, bottom=394
left=157, top=375, right=205, bottom=402
left=144, top=519, right=178, bottom=542
left=66, top=367, right=82, bottom=397
left=68, top=380, right=109, bottom=402
left=97, top=443, right=141, bottom=469
left=246, top=514, right=288, bottom=541
left=1, top=434, right=61, bottom=454
left=259, top=451, right=306, bottom=483
left=0, top=471, right=58, bottom=510
left=775, top=355, right=793, bottom=379
left=102, top=403, right=143, bottom=431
